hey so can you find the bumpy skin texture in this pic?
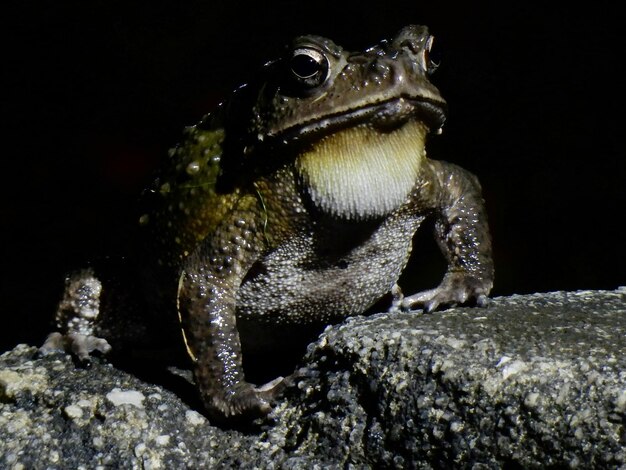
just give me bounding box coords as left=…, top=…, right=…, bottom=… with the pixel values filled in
left=43, top=25, right=493, bottom=424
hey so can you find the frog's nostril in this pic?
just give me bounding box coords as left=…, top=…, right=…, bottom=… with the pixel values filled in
left=392, top=25, right=430, bottom=55
left=399, top=39, right=420, bottom=54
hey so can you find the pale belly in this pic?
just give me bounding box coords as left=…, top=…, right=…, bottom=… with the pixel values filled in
left=235, top=212, right=424, bottom=326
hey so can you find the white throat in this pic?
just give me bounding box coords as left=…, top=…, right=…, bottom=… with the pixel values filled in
left=295, top=120, right=427, bottom=219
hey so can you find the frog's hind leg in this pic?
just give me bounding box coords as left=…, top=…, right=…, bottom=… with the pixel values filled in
left=40, top=268, right=112, bottom=364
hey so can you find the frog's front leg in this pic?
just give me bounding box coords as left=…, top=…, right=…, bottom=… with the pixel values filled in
left=402, top=160, right=494, bottom=312
left=177, top=212, right=283, bottom=423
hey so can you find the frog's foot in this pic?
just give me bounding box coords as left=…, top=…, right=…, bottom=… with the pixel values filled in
left=39, top=332, right=112, bottom=365
left=388, top=283, right=405, bottom=313
left=204, top=377, right=286, bottom=424
left=400, top=272, right=490, bottom=313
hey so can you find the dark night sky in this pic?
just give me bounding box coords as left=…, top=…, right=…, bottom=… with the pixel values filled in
left=2, top=1, right=625, bottom=351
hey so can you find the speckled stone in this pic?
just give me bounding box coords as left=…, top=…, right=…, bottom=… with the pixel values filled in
left=1, top=289, right=625, bottom=468
left=285, top=289, right=626, bottom=468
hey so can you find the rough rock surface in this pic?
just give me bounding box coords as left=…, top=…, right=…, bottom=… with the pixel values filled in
left=1, top=290, right=625, bottom=468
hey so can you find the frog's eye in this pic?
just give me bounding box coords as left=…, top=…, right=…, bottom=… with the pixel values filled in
left=424, top=36, right=440, bottom=74
left=289, top=48, right=329, bottom=87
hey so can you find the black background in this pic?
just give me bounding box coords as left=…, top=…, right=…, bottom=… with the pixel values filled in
left=3, top=1, right=624, bottom=352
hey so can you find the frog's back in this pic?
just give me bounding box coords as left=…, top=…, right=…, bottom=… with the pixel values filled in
left=137, top=113, right=239, bottom=273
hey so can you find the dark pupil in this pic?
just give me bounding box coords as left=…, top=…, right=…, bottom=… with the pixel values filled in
left=426, top=47, right=441, bottom=71
left=291, top=54, right=320, bottom=78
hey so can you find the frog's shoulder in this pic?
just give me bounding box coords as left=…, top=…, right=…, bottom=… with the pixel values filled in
left=137, top=110, right=241, bottom=268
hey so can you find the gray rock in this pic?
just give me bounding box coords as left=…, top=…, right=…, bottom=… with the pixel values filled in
left=1, top=289, right=625, bottom=468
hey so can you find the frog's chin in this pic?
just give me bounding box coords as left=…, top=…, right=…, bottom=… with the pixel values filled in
left=295, top=119, right=427, bottom=220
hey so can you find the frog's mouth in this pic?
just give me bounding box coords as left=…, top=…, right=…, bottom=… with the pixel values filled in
left=270, top=96, right=446, bottom=145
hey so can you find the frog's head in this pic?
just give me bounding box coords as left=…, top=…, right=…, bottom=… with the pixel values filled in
left=221, top=25, right=448, bottom=219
